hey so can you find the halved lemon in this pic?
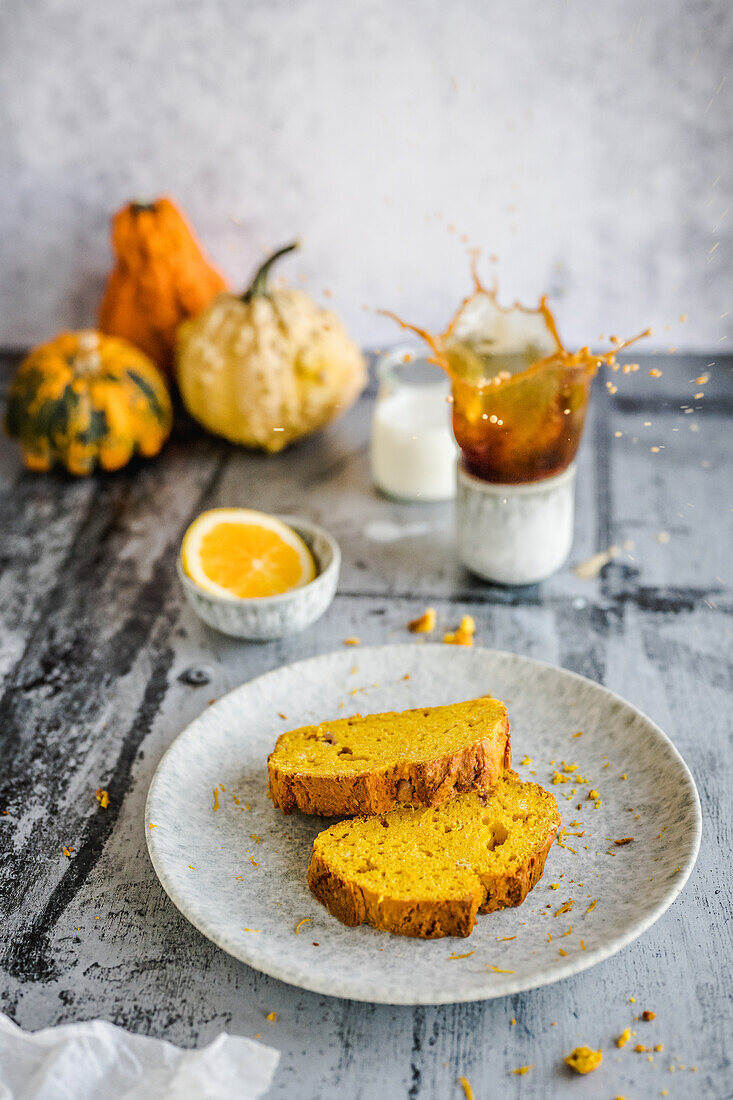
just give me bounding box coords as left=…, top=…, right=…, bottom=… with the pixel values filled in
left=181, top=509, right=316, bottom=599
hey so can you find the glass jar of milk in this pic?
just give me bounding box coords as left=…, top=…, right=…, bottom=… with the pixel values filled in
left=370, top=344, right=458, bottom=501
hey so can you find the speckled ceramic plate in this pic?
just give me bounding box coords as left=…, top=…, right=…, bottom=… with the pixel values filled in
left=145, top=645, right=700, bottom=1005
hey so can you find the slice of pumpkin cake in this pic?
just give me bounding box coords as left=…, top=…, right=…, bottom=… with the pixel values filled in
left=268, top=697, right=510, bottom=816
left=307, top=772, right=560, bottom=938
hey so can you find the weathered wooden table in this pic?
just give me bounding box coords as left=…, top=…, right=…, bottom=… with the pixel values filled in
left=1, top=352, right=730, bottom=1099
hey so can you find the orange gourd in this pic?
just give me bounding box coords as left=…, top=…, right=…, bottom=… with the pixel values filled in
left=98, top=197, right=227, bottom=375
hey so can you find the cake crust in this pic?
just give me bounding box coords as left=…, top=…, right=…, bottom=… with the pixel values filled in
left=267, top=699, right=511, bottom=816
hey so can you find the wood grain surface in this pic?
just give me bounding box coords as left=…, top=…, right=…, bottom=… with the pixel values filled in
left=0, top=352, right=730, bottom=1099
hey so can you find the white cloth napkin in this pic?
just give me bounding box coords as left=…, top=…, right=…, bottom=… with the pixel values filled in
left=0, top=1013, right=279, bottom=1100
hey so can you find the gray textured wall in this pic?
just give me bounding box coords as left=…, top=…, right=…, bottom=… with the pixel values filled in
left=1, top=0, right=731, bottom=352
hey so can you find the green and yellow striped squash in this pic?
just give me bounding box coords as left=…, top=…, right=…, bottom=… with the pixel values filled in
left=5, top=330, right=172, bottom=476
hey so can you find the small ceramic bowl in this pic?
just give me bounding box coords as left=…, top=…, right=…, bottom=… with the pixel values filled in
left=178, top=515, right=340, bottom=640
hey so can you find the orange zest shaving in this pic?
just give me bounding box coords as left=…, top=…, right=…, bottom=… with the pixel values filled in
left=294, top=918, right=313, bottom=935
left=458, top=1076, right=474, bottom=1100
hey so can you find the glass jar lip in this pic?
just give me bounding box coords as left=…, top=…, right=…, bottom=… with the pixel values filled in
left=375, top=342, right=449, bottom=389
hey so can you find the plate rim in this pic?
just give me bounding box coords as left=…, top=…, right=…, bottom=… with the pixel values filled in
left=145, top=644, right=702, bottom=1005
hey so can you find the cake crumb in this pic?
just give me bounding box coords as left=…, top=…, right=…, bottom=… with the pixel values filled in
left=408, top=608, right=436, bottom=634
left=443, top=621, right=474, bottom=646
left=510, top=1018, right=516, bottom=1026
left=266, top=1012, right=277, bottom=1022
left=615, top=837, right=634, bottom=845
left=642, top=1010, right=656, bottom=1021
left=564, top=1047, right=603, bottom=1074
left=617, top=1028, right=632, bottom=1048
left=62, top=846, right=74, bottom=858
left=512, top=1065, right=533, bottom=1075
left=95, top=788, right=110, bottom=809
left=343, top=637, right=361, bottom=646
left=573, top=547, right=618, bottom=579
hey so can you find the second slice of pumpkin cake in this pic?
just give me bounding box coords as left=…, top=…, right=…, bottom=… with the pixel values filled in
left=307, top=772, right=560, bottom=938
